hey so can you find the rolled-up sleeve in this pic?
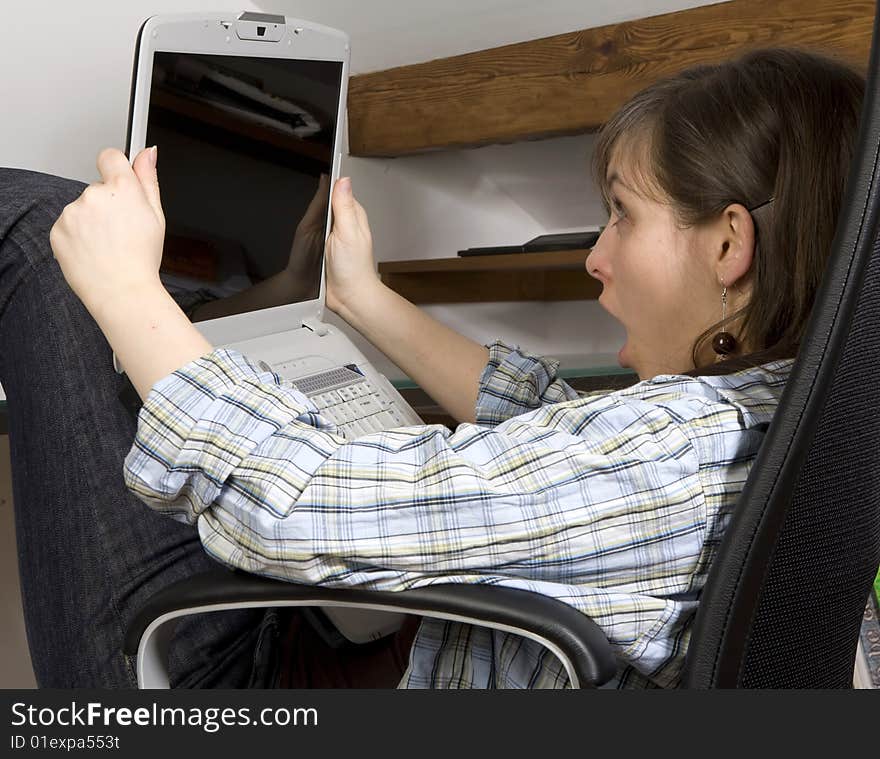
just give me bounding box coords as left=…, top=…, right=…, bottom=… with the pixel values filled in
left=123, top=347, right=706, bottom=608
left=122, top=349, right=332, bottom=525
left=475, top=340, right=579, bottom=427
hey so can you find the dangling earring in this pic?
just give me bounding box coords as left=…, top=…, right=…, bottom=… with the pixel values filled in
left=712, top=283, right=738, bottom=362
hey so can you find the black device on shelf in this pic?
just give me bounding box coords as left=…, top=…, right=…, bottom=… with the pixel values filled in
left=523, top=230, right=602, bottom=251
left=457, top=229, right=602, bottom=257
left=456, top=244, right=524, bottom=256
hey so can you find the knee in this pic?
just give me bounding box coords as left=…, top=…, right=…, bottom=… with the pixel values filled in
left=0, top=168, right=87, bottom=224
left=0, top=168, right=88, bottom=285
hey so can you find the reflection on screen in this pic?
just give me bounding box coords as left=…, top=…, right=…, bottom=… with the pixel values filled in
left=145, top=51, right=342, bottom=318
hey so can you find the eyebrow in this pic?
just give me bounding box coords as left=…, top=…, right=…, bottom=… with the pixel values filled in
left=606, top=173, right=635, bottom=195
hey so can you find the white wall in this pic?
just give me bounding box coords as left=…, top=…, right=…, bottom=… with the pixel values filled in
left=0, top=0, right=725, bottom=382
left=259, top=0, right=723, bottom=75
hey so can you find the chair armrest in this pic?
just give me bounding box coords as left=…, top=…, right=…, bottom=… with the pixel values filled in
left=124, top=569, right=617, bottom=689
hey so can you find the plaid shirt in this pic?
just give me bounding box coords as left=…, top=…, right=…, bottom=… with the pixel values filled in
left=123, top=340, right=792, bottom=688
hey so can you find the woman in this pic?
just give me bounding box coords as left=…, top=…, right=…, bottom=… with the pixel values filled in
left=0, top=47, right=863, bottom=688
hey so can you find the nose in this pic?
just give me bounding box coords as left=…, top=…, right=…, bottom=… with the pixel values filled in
left=585, top=230, right=608, bottom=282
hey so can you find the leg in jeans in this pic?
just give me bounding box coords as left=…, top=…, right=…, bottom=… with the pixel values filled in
left=0, top=168, right=280, bottom=688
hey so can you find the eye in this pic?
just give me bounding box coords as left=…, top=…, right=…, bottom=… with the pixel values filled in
left=610, top=198, right=628, bottom=227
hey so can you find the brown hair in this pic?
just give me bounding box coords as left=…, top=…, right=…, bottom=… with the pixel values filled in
left=592, top=48, right=865, bottom=375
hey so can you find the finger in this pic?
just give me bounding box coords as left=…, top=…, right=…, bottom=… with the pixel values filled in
left=48, top=219, right=63, bottom=258
left=49, top=203, right=73, bottom=250
left=78, top=184, right=101, bottom=205
left=353, top=201, right=372, bottom=240
left=132, top=145, right=163, bottom=220
left=301, top=173, right=330, bottom=226
left=329, top=177, right=360, bottom=236
left=96, top=147, right=135, bottom=186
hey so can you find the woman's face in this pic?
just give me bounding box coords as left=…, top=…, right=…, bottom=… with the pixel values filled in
left=585, top=158, right=735, bottom=380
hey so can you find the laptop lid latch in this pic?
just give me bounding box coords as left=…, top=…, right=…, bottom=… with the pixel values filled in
left=302, top=317, right=330, bottom=337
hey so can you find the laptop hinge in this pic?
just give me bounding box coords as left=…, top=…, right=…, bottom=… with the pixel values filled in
left=302, top=317, right=330, bottom=336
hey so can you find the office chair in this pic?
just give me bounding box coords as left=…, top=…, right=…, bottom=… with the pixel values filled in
left=124, top=5, right=880, bottom=688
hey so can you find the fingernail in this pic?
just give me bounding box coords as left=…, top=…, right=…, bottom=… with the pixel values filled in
left=149, top=145, right=158, bottom=168
left=338, top=177, right=351, bottom=194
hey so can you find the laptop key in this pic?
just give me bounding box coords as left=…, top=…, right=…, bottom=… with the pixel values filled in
left=353, top=396, right=383, bottom=416
left=334, top=404, right=356, bottom=424
left=360, top=414, right=385, bottom=433
left=374, top=411, right=400, bottom=429
left=349, top=383, right=368, bottom=397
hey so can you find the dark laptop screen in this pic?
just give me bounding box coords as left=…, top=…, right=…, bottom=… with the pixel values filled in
left=145, top=51, right=343, bottom=316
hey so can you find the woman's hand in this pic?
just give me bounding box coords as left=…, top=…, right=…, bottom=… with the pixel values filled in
left=324, top=177, right=381, bottom=316
left=48, top=146, right=212, bottom=400
left=49, top=146, right=165, bottom=317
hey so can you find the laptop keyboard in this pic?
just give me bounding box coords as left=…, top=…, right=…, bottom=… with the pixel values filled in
left=270, top=363, right=412, bottom=439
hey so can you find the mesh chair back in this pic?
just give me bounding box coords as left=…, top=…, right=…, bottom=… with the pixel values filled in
left=683, top=6, right=880, bottom=688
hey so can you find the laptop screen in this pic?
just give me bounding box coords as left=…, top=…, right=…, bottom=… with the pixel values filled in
left=145, top=51, right=343, bottom=317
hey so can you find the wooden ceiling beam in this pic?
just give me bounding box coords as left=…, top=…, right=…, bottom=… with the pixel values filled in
left=347, top=0, right=874, bottom=157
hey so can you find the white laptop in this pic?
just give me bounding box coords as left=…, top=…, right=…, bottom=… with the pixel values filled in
left=122, top=11, right=423, bottom=642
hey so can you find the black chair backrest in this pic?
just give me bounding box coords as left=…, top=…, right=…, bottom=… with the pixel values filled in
left=682, top=4, right=880, bottom=688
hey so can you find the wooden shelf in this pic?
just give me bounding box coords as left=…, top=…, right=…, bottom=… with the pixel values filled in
left=377, top=249, right=601, bottom=303
left=347, top=0, right=873, bottom=157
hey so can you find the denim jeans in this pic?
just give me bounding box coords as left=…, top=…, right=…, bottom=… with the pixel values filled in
left=0, top=168, right=282, bottom=688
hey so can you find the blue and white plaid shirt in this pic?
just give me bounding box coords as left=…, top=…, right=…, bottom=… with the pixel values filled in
left=123, top=340, right=791, bottom=688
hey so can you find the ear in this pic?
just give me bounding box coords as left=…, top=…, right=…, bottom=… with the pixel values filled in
left=713, top=203, right=756, bottom=288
